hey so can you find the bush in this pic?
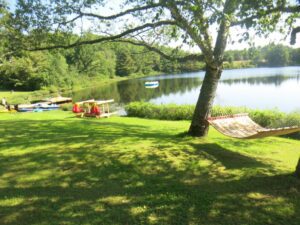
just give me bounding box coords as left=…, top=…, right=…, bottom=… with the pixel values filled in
left=125, top=102, right=300, bottom=130
left=125, top=102, right=195, bottom=120
left=60, top=103, right=73, bottom=111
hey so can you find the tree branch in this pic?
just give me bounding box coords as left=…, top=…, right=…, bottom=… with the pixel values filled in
left=232, top=5, right=300, bottom=26
left=112, top=39, right=204, bottom=62
left=213, top=0, right=237, bottom=65
left=57, top=15, right=82, bottom=26
left=291, top=27, right=300, bottom=45
left=78, top=3, right=162, bottom=20
left=165, top=1, right=214, bottom=63
left=26, top=20, right=176, bottom=51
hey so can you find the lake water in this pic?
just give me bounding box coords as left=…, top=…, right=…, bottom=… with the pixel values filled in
left=72, top=67, right=300, bottom=113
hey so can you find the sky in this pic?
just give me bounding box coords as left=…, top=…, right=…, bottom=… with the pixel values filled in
left=6, top=0, right=300, bottom=51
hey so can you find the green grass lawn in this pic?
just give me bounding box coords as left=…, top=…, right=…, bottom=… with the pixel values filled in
left=0, top=91, right=38, bottom=104
left=0, top=111, right=299, bottom=225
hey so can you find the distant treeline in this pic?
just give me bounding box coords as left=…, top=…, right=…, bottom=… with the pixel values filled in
left=0, top=33, right=203, bottom=91
left=224, top=44, right=300, bottom=68
left=1, top=29, right=299, bottom=92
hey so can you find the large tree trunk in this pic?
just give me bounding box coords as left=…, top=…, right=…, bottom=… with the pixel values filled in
left=296, top=157, right=300, bottom=178
left=188, top=65, right=222, bottom=137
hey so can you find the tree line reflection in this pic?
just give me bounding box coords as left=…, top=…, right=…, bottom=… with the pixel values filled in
left=221, top=75, right=300, bottom=86
left=71, top=74, right=300, bottom=104
left=71, top=77, right=203, bottom=103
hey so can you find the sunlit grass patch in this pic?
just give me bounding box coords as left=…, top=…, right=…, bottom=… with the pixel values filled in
left=0, top=111, right=299, bottom=224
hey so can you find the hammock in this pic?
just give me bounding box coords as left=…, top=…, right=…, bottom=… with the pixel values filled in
left=207, top=114, right=300, bottom=139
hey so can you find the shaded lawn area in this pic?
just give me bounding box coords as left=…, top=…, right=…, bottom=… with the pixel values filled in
left=0, top=111, right=299, bottom=225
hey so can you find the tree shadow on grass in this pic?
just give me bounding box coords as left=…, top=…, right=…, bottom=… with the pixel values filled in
left=0, top=119, right=299, bottom=225
left=0, top=119, right=175, bottom=150
left=190, top=143, right=269, bottom=169
left=0, top=158, right=299, bottom=225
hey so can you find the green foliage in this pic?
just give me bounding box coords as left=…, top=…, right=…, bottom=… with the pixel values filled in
left=60, top=103, right=73, bottom=111
left=224, top=44, right=300, bottom=67
left=223, top=60, right=254, bottom=69
left=0, top=55, right=47, bottom=90
left=266, top=44, right=290, bottom=66
left=126, top=102, right=300, bottom=130
left=0, top=30, right=202, bottom=91
left=0, top=52, right=71, bottom=91
left=116, top=50, right=136, bottom=76
left=125, top=102, right=195, bottom=120
left=65, top=37, right=117, bottom=78
left=291, top=48, right=300, bottom=64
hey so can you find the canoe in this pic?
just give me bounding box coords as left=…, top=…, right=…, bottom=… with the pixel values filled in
left=145, top=81, right=159, bottom=88
left=75, top=99, right=95, bottom=105
left=43, top=96, right=72, bottom=104
left=18, top=108, right=42, bottom=112
left=18, top=107, right=59, bottom=112
left=17, top=104, right=35, bottom=109
left=35, top=103, right=60, bottom=109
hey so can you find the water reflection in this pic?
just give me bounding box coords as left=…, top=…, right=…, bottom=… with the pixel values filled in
left=71, top=67, right=300, bottom=113
left=144, top=66, right=300, bottom=81
left=221, top=75, right=298, bottom=86
left=72, top=77, right=202, bottom=103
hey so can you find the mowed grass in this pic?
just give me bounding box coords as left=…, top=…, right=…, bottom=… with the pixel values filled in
left=0, top=91, right=42, bottom=105
left=0, top=111, right=299, bottom=225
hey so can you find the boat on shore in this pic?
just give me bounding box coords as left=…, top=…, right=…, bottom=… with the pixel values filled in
left=17, top=103, right=60, bottom=112
left=31, top=96, right=72, bottom=105
left=19, top=96, right=71, bottom=112
left=44, top=96, right=72, bottom=104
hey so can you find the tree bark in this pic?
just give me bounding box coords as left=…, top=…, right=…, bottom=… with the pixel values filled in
left=296, top=157, right=300, bottom=178
left=188, top=64, right=222, bottom=137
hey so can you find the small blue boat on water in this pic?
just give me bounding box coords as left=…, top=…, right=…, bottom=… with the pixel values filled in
left=145, top=81, right=159, bottom=88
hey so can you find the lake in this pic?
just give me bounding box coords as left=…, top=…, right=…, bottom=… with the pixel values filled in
left=72, top=67, right=300, bottom=113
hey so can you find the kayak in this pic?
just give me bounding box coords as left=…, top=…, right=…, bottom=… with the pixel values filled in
left=18, top=104, right=60, bottom=112
left=43, top=96, right=72, bottom=104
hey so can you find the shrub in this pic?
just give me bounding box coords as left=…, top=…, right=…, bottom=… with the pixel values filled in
left=60, top=103, right=73, bottom=111
left=125, top=102, right=300, bottom=130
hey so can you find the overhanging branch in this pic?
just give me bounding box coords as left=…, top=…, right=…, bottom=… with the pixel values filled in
left=232, top=5, right=300, bottom=26
left=26, top=20, right=176, bottom=51
left=114, top=39, right=204, bottom=62
left=78, top=3, right=162, bottom=20
left=166, top=1, right=213, bottom=62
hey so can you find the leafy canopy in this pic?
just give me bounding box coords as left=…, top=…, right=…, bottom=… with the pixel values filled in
left=4, top=0, right=300, bottom=65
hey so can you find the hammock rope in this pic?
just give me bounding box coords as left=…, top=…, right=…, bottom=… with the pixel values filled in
left=207, top=113, right=300, bottom=139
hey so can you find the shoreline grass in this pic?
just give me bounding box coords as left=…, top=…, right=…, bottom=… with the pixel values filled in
left=125, top=102, right=300, bottom=139
left=0, top=111, right=299, bottom=224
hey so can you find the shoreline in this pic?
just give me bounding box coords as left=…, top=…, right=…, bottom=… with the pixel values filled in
left=1, top=65, right=300, bottom=104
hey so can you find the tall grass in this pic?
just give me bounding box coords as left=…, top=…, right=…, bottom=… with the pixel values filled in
left=125, top=102, right=300, bottom=129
